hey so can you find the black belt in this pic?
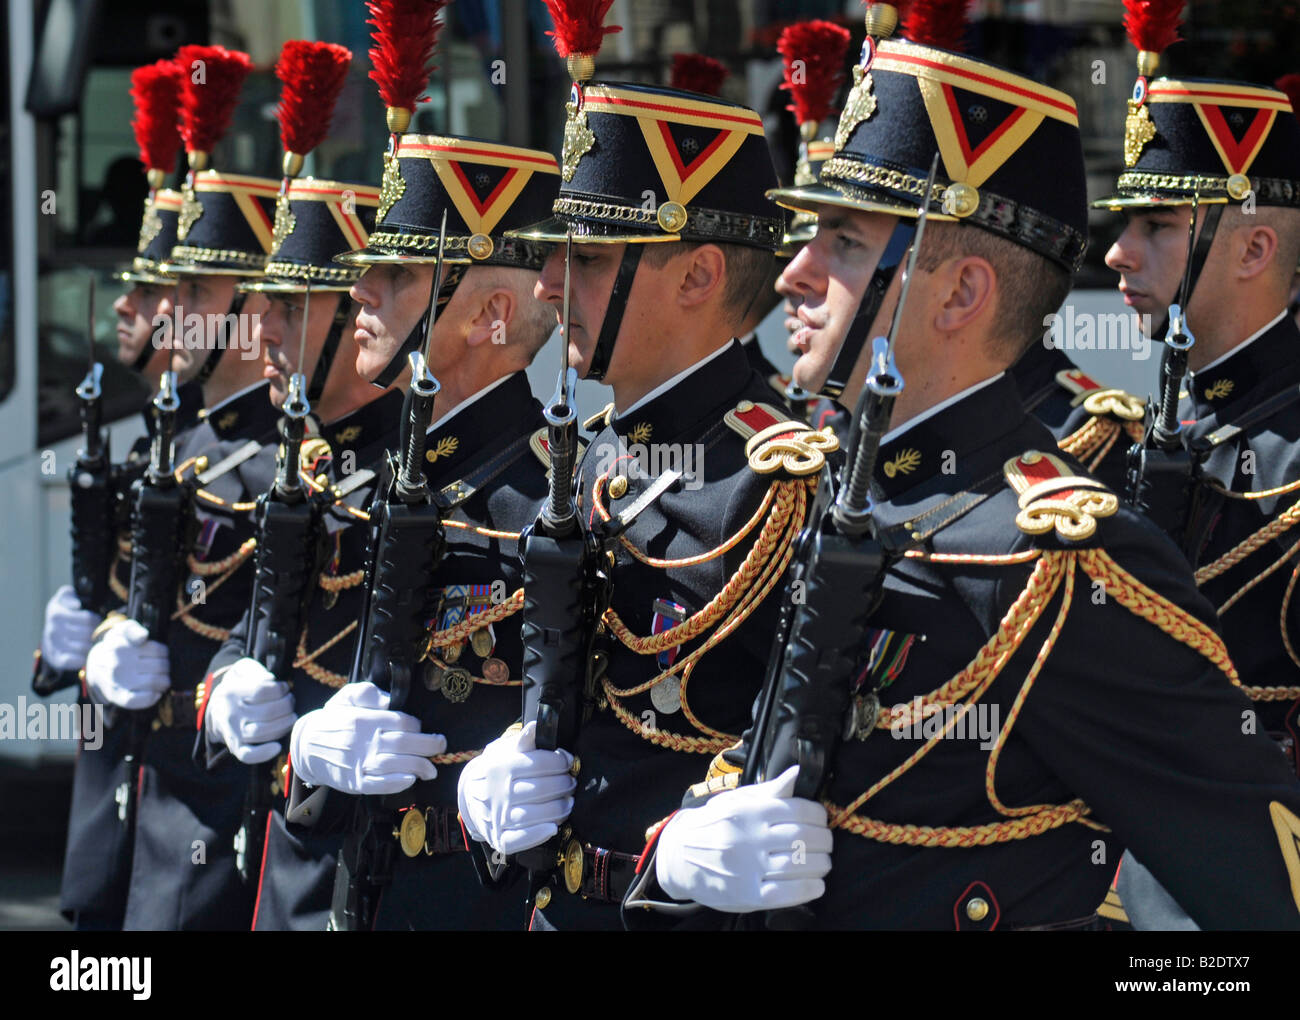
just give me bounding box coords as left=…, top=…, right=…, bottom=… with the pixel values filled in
left=393, top=805, right=467, bottom=858
left=552, top=835, right=641, bottom=904
left=152, top=689, right=197, bottom=730
left=1008, top=912, right=1105, bottom=932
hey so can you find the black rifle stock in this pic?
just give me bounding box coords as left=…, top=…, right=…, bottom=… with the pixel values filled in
left=70, top=337, right=114, bottom=616
left=234, top=372, right=321, bottom=885
left=332, top=352, right=445, bottom=932
left=120, top=371, right=189, bottom=830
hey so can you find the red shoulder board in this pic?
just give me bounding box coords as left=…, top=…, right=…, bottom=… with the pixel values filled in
left=1003, top=450, right=1118, bottom=542
left=725, top=400, right=838, bottom=477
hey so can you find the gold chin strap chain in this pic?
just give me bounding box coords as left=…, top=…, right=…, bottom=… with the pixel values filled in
left=829, top=545, right=1240, bottom=846
left=590, top=473, right=812, bottom=754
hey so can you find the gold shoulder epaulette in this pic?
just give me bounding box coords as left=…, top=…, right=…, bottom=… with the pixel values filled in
left=582, top=403, right=614, bottom=432
left=1004, top=450, right=1119, bottom=542
left=1055, top=368, right=1145, bottom=422
left=530, top=428, right=588, bottom=473
left=724, top=399, right=838, bottom=477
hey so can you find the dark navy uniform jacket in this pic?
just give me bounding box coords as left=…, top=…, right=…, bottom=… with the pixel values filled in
left=625, top=372, right=1300, bottom=930
left=268, top=371, right=548, bottom=931
left=51, top=382, right=202, bottom=929
left=198, top=388, right=404, bottom=931
left=1158, top=312, right=1300, bottom=769
left=530, top=339, right=831, bottom=930
left=120, top=380, right=279, bottom=930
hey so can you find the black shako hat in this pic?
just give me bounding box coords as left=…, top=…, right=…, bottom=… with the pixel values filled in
left=120, top=188, right=182, bottom=285
left=771, top=37, right=1090, bottom=272
left=510, top=81, right=784, bottom=251
left=1095, top=76, right=1300, bottom=210
left=339, top=135, right=559, bottom=270
left=243, top=178, right=380, bottom=292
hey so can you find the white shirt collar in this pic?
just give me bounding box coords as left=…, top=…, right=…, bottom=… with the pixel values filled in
left=206, top=379, right=266, bottom=414
left=1192, top=309, right=1289, bottom=375
left=881, top=373, right=1003, bottom=445
left=616, top=340, right=734, bottom=418
left=426, top=373, right=513, bottom=433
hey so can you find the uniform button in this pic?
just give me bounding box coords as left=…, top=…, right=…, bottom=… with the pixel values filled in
left=569, top=756, right=581, bottom=776
left=535, top=886, right=552, bottom=909
left=194, top=456, right=209, bottom=473
left=966, top=897, right=989, bottom=922
left=609, top=475, right=629, bottom=499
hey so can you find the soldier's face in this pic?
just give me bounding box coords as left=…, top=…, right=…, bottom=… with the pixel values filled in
left=535, top=241, right=621, bottom=379
left=257, top=291, right=342, bottom=408
left=778, top=206, right=900, bottom=399
left=114, top=282, right=173, bottom=374
left=350, top=263, right=436, bottom=383
left=171, top=275, right=241, bottom=382
left=1104, top=206, right=1202, bottom=326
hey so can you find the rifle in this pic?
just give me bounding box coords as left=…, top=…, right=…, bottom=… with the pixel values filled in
left=330, top=214, right=449, bottom=931
left=515, top=235, right=680, bottom=909
left=1125, top=195, right=1207, bottom=542
left=70, top=277, right=115, bottom=617
left=233, top=290, right=325, bottom=885
left=119, top=368, right=190, bottom=830
left=738, top=155, right=939, bottom=929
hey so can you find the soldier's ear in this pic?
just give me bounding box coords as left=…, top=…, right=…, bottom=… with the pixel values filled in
left=933, top=254, right=996, bottom=336
left=465, top=286, right=516, bottom=347
left=677, top=243, right=726, bottom=309
left=1233, top=223, right=1279, bottom=284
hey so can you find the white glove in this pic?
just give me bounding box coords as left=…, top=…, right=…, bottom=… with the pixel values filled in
left=457, top=720, right=575, bottom=856
left=654, top=765, right=832, bottom=912
left=84, top=618, right=170, bottom=710
left=289, top=681, right=445, bottom=796
left=205, top=657, right=297, bottom=764
left=41, top=585, right=103, bottom=672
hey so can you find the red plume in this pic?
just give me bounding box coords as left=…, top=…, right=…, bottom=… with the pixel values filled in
left=366, top=0, right=448, bottom=112
left=1123, top=0, right=1185, bottom=55
left=275, top=41, right=352, bottom=155
left=175, top=45, right=253, bottom=154
left=542, top=0, right=622, bottom=58
left=670, top=54, right=729, bottom=96
left=902, top=0, right=972, bottom=52
left=778, top=21, right=851, bottom=127
left=130, top=59, right=183, bottom=173
left=1277, top=74, right=1300, bottom=120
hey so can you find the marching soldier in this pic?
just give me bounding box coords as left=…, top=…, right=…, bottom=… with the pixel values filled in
left=192, top=39, right=390, bottom=931
left=1092, top=3, right=1300, bottom=927
left=283, top=4, right=562, bottom=931
left=455, top=0, right=830, bottom=930
left=84, top=44, right=283, bottom=930
left=40, top=57, right=202, bottom=931
left=620, top=1, right=1300, bottom=930
left=1097, top=8, right=1300, bottom=755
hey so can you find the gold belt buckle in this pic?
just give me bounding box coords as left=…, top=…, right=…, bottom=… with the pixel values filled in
left=561, top=837, right=584, bottom=895
left=397, top=808, right=428, bottom=858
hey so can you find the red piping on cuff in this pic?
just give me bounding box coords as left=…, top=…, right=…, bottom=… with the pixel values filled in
left=195, top=673, right=216, bottom=733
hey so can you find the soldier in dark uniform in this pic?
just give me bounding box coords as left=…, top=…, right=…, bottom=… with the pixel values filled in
left=1097, top=32, right=1300, bottom=760
left=283, top=71, right=563, bottom=926
left=454, top=2, right=831, bottom=931
left=1090, top=15, right=1300, bottom=929
left=83, top=44, right=284, bottom=930
left=620, top=7, right=1300, bottom=930
left=194, top=153, right=388, bottom=930
left=38, top=58, right=203, bottom=932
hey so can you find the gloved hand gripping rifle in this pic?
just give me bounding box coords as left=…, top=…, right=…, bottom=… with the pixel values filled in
left=738, top=155, right=939, bottom=929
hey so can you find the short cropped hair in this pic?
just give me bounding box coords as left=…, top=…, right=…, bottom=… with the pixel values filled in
left=913, top=223, right=1072, bottom=362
